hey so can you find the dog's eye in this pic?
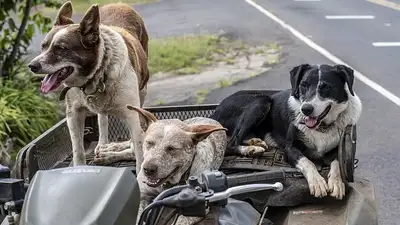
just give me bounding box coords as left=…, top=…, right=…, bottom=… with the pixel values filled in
left=299, top=82, right=308, bottom=93
left=53, top=45, right=66, bottom=50
left=319, top=83, right=332, bottom=91
left=318, top=83, right=333, bottom=97
left=165, top=146, right=175, bottom=152
left=41, top=43, right=48, bottom=50
left=146, top=141, right=155, bottom=148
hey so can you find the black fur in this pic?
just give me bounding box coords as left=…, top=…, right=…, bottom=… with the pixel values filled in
left=210, top=64, right=355, bottom=167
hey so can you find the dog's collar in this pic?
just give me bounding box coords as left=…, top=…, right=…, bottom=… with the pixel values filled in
left=316, top=121, right=335, bottom=131
left=58, top=73, right=108, bottom=101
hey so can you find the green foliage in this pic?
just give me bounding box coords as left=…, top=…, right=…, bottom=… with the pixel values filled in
left=0, top=75, right=60, bottom=152
left=0, top=0, right=61, bottom=78
left=148, top=35, right=222, bottom=75
left=0, top=0, right=62, bottom=154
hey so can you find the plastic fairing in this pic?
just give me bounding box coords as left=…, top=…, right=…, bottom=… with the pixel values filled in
left=19, top=166, right=140, bottom=225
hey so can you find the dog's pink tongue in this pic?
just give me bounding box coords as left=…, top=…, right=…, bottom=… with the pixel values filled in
left=40, top=74, right=58, bottom=93
left=305, top=117, right=317, bottom=128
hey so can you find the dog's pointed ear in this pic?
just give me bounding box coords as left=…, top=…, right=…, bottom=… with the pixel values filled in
left=54, top=1, right=74, bottom=26
left=126, top=105, right=158, bottom=125
left=335, top=64, right=355, bottom=96
left=290, top=64, right=310, bottom=99
left=79, top=4, right=100, bottom=48
left=187, top=124, right=227, bottom=145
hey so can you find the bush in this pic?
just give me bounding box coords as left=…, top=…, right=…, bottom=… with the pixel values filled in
left=0, top=75, right=60, bottom=155
left=0, top=0, right=60, bottom=77
left=0, top=0, right=62, bottom=155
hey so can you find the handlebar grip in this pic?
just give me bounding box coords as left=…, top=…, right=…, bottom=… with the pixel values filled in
left=226, top=170, right=285, bottom=188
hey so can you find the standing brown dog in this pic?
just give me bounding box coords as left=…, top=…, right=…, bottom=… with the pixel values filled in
left=28, top=1, right=150, bottom=172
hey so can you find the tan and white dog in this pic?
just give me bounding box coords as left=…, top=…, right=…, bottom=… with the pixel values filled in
left=28, top=2, right=150, bottom=171
left=126, top=106, right=228, bottom=225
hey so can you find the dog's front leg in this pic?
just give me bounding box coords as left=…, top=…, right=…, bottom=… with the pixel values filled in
left=125, top=110, right=145, bottom=174
left=294, top=156, right=328, bottom=198
left=284, top=125, right=328, bottom=198
left=94, top=113, right=108, bottom=155
left=94, top=114, right=132, bottom=155
left=327, top=159, right=345, bottom=199
left=95, top=108, right=145, bottom=168
left=66, top=108, right=87, bottom=166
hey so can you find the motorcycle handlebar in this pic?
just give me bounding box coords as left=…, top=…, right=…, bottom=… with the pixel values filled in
left=140, top=170, right=286, bottom=225
left=159, top=170, right=285, bottom=209
left=207, top=182, right=283, bottom=203
left=226, top=170, right=286, bottom=188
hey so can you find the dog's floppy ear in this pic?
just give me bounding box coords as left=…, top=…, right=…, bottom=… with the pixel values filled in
left=126, top=105, right=158, bottom=125
left=187, top=124, right=227, bottom=144
left=290, top=64, right=310, bottom=99
left=54, top=1, right=74, bottom=26
left=79, top=4, right=100, bottom=48
left=335, top=64, right=355, bottom=96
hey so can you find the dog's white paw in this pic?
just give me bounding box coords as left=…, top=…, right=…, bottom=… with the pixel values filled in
left=93, top=149, right=134, bottom=165
left=242, top=146, right=266, bottom=157
left=94, top=142, right=130, bottom=155
left=246, top=138, right=269, bottom=150
left=307, top=172, right=328, bottom=198
left=328, top=172, right=345, bottom=200
left=93, top=152, right=118, bottom=165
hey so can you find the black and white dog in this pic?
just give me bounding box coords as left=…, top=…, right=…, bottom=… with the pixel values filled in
left=210, top=64, right=362, bottom=199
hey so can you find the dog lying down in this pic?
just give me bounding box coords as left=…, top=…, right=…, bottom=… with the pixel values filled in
left=126, top=105, right=228, bottom=225
left=210, top=64, right=362, bottom=200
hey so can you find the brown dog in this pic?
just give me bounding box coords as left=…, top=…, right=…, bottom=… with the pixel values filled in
left=28, top=2, right=149, bottom=172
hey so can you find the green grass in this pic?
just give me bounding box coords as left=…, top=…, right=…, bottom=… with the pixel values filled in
left=40, top=0, right=157, bottom=14
left=217, top=79, right=233, bottom=88
left=65, top=0, right=156, bottom=12
left=196, top=89, right=209, bottom=104
left=148, top=35, right=227, bottom=76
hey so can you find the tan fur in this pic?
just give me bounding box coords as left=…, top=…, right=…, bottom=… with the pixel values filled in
left=127, top=107, right=228, bottom=225
left=28, top=2, right=150, bottom=172
left=112, top=26, right=149, bottom=90
left=99, top=3, right=148, bottom=55
left=100, top=3, right=150, bottom=91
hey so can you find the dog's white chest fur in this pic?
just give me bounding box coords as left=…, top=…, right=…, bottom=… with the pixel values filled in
left=298, top=126, right=341, bottom=155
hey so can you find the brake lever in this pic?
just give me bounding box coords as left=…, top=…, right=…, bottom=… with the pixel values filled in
left=207, top=182, right=283, bottom=203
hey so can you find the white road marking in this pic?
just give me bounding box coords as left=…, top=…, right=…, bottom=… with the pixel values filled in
left=244, top=0, right=400, bottom=107
left=325, top=15, right=375, bottom=19
left=372, top=42, right=400, bottom=47
left=384, top=23, right=392, bottom=27
left=366, top=0, right=400, bottom=12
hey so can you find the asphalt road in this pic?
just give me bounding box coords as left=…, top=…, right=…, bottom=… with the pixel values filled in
left=27, top=0, right=399, bottom=224
left=204, top=1, right=400, bottom=224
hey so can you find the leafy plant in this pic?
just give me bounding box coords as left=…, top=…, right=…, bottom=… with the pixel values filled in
left=0, top=0, right=62, bottom=154
left=0, top=0, right=61, bottom=79
left=0, top=76, right=60, bottom=153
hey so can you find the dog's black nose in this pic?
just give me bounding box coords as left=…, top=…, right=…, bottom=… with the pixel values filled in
left=28, top=62, right=41, bottom=73
left=143, top=164, right=158, bottom=176
left=301, top=103, right=314, bottom=116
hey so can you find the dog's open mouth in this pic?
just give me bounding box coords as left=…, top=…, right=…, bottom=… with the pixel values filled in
left=40, top=66, right=74, bottom=93
left=302, top=105, right=332, bottom=129
left=145, top=167, right=180, bottom=188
